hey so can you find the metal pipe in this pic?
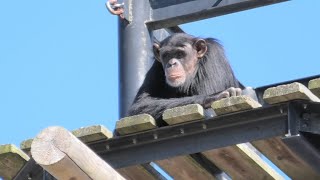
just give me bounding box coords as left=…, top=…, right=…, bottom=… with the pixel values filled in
left=118, top=0, right=153, bottom=118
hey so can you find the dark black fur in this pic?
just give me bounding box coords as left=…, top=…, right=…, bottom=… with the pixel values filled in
left=128, top=33, right=240, bottom=126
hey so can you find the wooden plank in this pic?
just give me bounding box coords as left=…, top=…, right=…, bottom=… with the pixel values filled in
left=0, top=144, right=30, bottom=180
left=114, top=117, right=168, bottom=179
left=202, top=144, right=283, bottom=180
left=155, top=104, right=215, bottom=179
left=163, top=104, right=204, bottom=124
left=252, top=137, right=320, bottom=179
left=21, top=125, right=113, bottom=152
left=72, top=125, right=113, bottom=143
left=211, top=95, right=261, bottom=115
left=117, top=165, right=159, bottom=180
left=263, top=82, right=320, bottom=104
left=116, top=114, right=157, bottom=135
left=156, top=155, right=216, bottom=180
left=20, top=138, right=33, bottom=156
left=31, top=126, right=125, bottom=180
left=308, top=78, right=320, bottom=97
left=207, top=96, right=283, bottom=179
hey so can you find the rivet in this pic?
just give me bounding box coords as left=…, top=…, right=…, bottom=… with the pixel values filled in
left=133, top=138, right=137, bottom=144
left=202, top=124, right=207, bottom=129
left=153, top=134, right=158, bottom=140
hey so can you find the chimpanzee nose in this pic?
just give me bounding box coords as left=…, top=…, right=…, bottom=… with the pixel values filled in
left=167, top=59, right=178, bottom=68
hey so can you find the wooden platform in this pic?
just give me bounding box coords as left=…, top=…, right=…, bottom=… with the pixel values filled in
left=2, top=77, right=320, bottom=180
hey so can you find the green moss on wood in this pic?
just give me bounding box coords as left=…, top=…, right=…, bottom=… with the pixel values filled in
left=263, top=82, right=320, bottom=104
left=211, top=96, right=261, bottom=115
left=308, top=78, right=320, bottom=97
left=20, top=139, right=33, bottom=151
left=72, top=125, right=113, bottom=143
left=163, top=104, right=204, bottom=125
left=116, top=114, right=156, bottom=135
left=0, top=144, right=30, bottom=180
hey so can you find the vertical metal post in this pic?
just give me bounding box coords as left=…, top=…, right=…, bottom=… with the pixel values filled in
left=118, top=0, right=152, bottom=118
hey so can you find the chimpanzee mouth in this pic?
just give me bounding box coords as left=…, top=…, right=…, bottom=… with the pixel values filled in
left=168, top=75, right=182, bottom=80
left=167, top=75, right=186, bottom=88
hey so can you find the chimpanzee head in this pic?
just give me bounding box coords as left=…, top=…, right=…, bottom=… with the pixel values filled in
left=153, top=33, right=207, bottom=88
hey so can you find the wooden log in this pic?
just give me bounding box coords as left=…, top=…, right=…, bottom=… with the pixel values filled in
left=22, top=125, right=157, bottom=179
left=0, top=144, right=30, bottom=180
left=211, top=95, right=261, bottom=115
left=31, top=126, right=125, bottom=180
left=308, top=78, right=320, bottom=97
left=163, top=104, right=204, bottom=125
left=263, top=82, right=320, bottom=104
left=116, top=114, right=157, bottom=135
left=20, top=125, right=113, bottom=153
left=252, top=137, right=320, bottom=179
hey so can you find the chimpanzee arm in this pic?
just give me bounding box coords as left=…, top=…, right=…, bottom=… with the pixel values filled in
left=128, top=92, right=207, bottom=121
left=128, top=86, right=241, bottom=123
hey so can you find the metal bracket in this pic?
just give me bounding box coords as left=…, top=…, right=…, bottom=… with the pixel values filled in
left=106, top=0, right=124, bottom=19
left=299, top=102, right=320, bottom=135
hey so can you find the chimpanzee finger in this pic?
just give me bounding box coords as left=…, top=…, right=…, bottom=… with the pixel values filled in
left=221, top=91, right=230, bottom=98
left=228, top=87, right=237, bottom=97
left=235, top=88, right=242, bottom=96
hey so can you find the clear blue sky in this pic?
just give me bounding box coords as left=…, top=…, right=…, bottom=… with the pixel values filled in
left=0, top=0, right=319, bottom=150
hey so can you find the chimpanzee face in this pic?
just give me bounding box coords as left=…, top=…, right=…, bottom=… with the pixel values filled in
left=153, top=37, right=207, bottom=87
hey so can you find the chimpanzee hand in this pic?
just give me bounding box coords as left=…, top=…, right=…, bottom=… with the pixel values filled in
left=203, top=87, right=242, bottom=108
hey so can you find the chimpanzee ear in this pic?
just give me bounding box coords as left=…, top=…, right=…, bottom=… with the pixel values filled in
left=153, top=43, right=161, bottom=62
left=194, top=39, right=207, bottom=58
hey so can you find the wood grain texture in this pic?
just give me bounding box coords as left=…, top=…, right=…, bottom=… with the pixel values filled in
left=31, top=126, right=125, bottom=180
left=308, top=78, right=320, bottom=97
left=203, top=144, right=283, bottom=180
left=156, top=155, right=216, bottom=180
left=21, top=125, right=113, bottom=153
left=157, top=107, right=215, bottom=180
left=162, top=104, right=204, bottom=125
left=252, top=137, right=320, bottom=179
left=211, top=95, right=261, bottom=115
left=0, top=144, right=30, bottom=180
left=263, top=82, right=320, bottom=104
left=72, top=125, right=113, bottom=143
left=117, top=165, right=158, bottom=180
left=116, top=113, right=157, bottom=135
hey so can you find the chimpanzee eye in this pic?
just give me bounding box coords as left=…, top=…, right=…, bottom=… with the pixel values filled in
left=161, top=53, right=169, bottom=61
left=176, top=51, right=184, bottom=59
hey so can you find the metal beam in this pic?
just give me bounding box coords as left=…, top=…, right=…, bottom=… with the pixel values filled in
left=89, top=102, right=291, bottom=168
left=146, top=0, right=289, bottom=30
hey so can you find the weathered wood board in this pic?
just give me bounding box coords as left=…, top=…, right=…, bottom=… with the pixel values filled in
left=252, top=137, right=320, bottom=179
left=0, top=144, right=30, bottom=180
left=308, top=78, right=320, bottom=97
left=263, top=82, right=320, bottom=104
left=116, top=114, right=157, bottom=135
left=156, top=155, right=216, bottom=180
left=202, top=144, right=283, bottom=180
left=211, top=95, right=261, bottom=115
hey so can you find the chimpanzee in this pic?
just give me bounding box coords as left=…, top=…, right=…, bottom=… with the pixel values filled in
left=128, top=33, right=242, bottom=126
